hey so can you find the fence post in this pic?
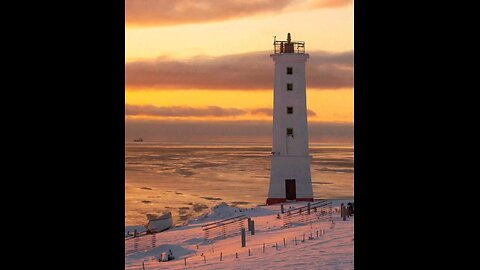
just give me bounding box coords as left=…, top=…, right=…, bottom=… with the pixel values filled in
left=241, top=228, right=246, bottom=247
left=204, top=255, right=206, bottom=264
left=276, top=243, right=278, bottom=250
left=263, top=243, right=265, bottom=253
left=307, top=202, right=311, bottom=214
left=184, top=258, right=187, bottom=266
left=247, top=218, right=251, bottom=231
left=134, top=237, right=139, bottom=253
left=251, top=220, right=255, bottom=235
left=236, top=252, right=238, bottom=259
left=142, top=261, right=145, bottom=270
left=281, top=204, right=284, bottom=214
left=220, top=252, right=223, bottom=261
left=295, top=236, right=297, bottom=245
left=283, top=238, right=286, bottom=247
left=302, top=233, right=305, bottom=242
left=249, top=248, right=251, bottom=256
left=134, top=229, right=137, bottom=238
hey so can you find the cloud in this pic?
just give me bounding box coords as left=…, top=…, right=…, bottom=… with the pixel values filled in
left=126, top=104, right=246, bottom=117
left=250, top=108, right=273, bottom=116
left=125, top=118, right=353, bottom=143
left=250, top=108, right=317, bottom=116
left=126, top=104, right=318, bottom=118
left=126, top=50, right=353, bottom=90
left=126, top=0, right=352, bottom=27
left=310, top=0, right=353, bottom=8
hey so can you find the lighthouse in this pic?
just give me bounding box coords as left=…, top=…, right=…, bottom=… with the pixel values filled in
left=266, top=33, right=314, bottom=205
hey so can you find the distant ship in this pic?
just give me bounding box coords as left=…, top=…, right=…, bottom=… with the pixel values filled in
left=133, top=138, right=143, bottom=142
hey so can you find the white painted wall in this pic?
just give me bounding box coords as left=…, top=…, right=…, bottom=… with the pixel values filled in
left=268, top=156, right=313, bottom=199
left=271, top=53, right=310, bottom=156
left=268, top=53, right=314, bottom=200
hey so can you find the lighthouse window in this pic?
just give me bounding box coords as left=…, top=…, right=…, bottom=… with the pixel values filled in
left=287, top=107, right=293, bottom=114
left=287, top=128, right=294, bottom=136
left=287, top=83, right=293, bottom=91
left=287, top=67, right=293, bottom=74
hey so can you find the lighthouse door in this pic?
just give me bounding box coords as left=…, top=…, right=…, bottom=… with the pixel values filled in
left=285, top=179, right=296, bottom=200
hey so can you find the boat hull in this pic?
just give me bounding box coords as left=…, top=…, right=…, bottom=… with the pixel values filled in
left=146, top=212, right=173, bottom=233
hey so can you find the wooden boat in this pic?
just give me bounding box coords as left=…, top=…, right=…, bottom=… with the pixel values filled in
left=146, top=212, right=173, bottom=233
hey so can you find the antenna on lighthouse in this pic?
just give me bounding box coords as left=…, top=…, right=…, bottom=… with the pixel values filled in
left=272, top=33, right=305, bottom=54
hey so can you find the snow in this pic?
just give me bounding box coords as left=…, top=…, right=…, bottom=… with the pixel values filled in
left=125, top=200, right=353, bottom=269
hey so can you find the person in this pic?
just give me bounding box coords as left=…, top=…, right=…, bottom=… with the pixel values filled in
left=168, top=249, right=175, bottom=261
left=159, top=252, right=167, bottom=262
left=347, top=202, right=354, bottom=216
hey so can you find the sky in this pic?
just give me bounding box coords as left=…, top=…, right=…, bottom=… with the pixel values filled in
left=125, top=0, right=354, bottom=143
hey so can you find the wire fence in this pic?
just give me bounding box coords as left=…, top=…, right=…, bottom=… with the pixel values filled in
left=202, top=215, right=247, bottom=241
left=125, top=232, right=159, bottom=256
left=138, top=219, right=337, bottom=269
left=283, top=201, right=333, bottom=227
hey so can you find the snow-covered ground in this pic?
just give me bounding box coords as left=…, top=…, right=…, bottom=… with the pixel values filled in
left=125, top=200, right=353, bottom=269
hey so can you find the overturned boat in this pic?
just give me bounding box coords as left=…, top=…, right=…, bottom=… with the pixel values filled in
left=146, top=212, right=173, bottom=233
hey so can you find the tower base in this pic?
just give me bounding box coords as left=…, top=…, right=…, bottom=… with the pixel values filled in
left=266, top=197, right=313, bottom=205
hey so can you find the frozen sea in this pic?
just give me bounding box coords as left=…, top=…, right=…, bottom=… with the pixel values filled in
left=125, top=142, right=353, bottom=226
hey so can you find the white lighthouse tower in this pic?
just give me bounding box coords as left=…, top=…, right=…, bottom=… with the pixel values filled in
left=266, top=33, right=314, bottom=205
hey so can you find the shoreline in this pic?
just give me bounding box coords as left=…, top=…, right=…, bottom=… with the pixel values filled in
left=125, top=198, right=354, bottom=231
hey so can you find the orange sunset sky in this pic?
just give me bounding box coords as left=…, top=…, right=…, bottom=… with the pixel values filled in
left=125, top=0, right=353, bottom=143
